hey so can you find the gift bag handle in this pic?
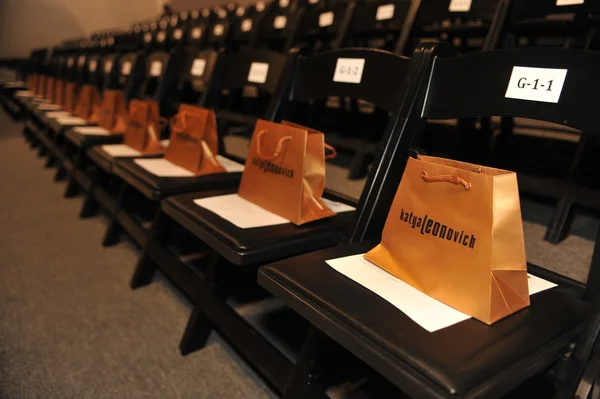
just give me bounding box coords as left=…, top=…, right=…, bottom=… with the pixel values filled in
left=325, top=143, right=337, bottom=160
left=421, top=171, right=472, bottom=191
left=256, top=130, right=292, bottom=161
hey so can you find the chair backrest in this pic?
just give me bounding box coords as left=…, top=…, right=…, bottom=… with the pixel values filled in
left=198, top=48, right=296, bottom=158
left=117, top=52, right=145, bottom=103
left=227, top=4, right=270, bottom=51
left=291, top=1, right=353, bottom=53
left=353, top=47, right=600, bottom=298
left=186, top=8, right=213, bottom=50
left=342, top=0, right=415, bottom=52
left=403, top=0, right=509, bottom=54
left=177, top=48, right=221, bottom=106
left=137, top=50, right=184, bottom=117
left=506, top=0, right=600, bottom=49
left=273, top=46, right=436, bottom=202
left=253, top=2, right=304, bottom=52
left=74, top=53, right=89, bottom=85
left=100, top=53, right=120, bottom=91
left=284, top=47, right=411, bottom=114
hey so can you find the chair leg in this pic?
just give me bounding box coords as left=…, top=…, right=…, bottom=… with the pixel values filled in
left=79, top=190, right=99, bottom=218
left=130, top=252, right=159, bottom=289
left=179, top=305, right=215, bottom=355
left=64, top=151, right=83, bottom=198
left=545, top=133, right=588, bottom=244
left=102, top=219, right=123, bottom=247
left=282, top=326, right=329, bottom=399
left=54, top=165, right=68, bottom=182
left=44, top=153, right=55, bottom=168
left=544, top=189, right=575, bottom=245
left=348, top=145, right=372, bottom=181
left=130, top=211, right=165, bottom=289
left=179, top=252, right=226, bottom=355
left=102, top=182, right=128, bottom=247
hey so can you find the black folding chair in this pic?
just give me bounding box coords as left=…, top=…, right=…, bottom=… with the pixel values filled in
left=97, top=49, right=295, bottom=252
left=79, top=47, right=222, bottom=221
left=493, top=0, right=600, bottom=245
left=259, top=47, right=600, bottom=399
left=129, top=44, right=441, bottom=395
left=61, top=48, right=184, bottom=201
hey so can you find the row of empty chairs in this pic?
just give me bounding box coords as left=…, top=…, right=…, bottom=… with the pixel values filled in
left=2, top=0, right=600, bottom=397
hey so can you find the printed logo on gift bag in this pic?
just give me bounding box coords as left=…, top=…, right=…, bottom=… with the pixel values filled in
left=238, top=120, right=338, bottom=225
left=398, top=209, right=477, bottom=249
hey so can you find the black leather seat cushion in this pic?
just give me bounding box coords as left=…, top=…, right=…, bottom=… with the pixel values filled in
left=258, top=242, right=590, bottom=398
left=113, top=158, right=242, bottom=201
left=87, top=146, right=118, bottom=173
left=162, top=190, right=357, bottom=266
left=65, top=129, right=123, bottom=149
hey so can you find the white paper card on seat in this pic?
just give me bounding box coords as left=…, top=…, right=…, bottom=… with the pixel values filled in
left=327, top=255, right=470, bottom=332
left=56, top=116, right=88, bottom=126
left=46, top=111, right=71, bottom=118
left=326, top=254, right=558, bottom=332
left=38, top=104, right=62, bottom=111
left=144, top=32, right=152, bottom=43
left=241, top=18, right=253, bottom=32
left=376, top=4, right=395, bottom=21
left=150, top=61, right=163, bottom=77
left=279, top=0, right=290, bottom=7
left=557, top=0, right=584, bottom=5
left=449, top=0, right=472, bottom=12
left=191, top=59, right=207, bottom=76
left=505, top=66, right=568, bottom=104
left=157, top=31, right=166, bottom=42
left=274, top=15, right=287, bottom=29
left=101, top=144, right=142, bottom=158
left=74, top=126, right=110, bottom=135
left=333, top=58, right=365, bottom=84
left=134, top=158, right=195, bottom=177
left=89, top=60, right=97, bottom=72
left=121, top=61, right=132, bottom=76
left=321, top=198, right=356, bottom=213
left=215, top=155, right=245, bottom=172
left=248, top=62, right=269, bottom=84
left=194, top=194, right=289, bottom=228
left=319, top=12, right=334, bottom=27
left=15, top=90, right=34, bottom=97
left=173, top=29, right=183, bottom=40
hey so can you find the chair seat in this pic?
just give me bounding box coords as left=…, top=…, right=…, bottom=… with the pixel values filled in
left=87, top=146, right=118, bottom=174
left=113, top=158, right=242, bottom=201
left=65, top=129, right=123, bottom=148
left=258, top=242, right=590, bottom=399
left=162, top=190, right=357, bottom=266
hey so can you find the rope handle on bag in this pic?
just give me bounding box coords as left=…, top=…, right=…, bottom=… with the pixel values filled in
left=420, top=172, right=472, bottom=191
left=256, top=130, right=292, bottom=161
left=325, top=143, right=337, bottom=160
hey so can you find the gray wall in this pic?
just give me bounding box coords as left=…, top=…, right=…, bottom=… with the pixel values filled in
left=0, top=0, right=163, bottom=58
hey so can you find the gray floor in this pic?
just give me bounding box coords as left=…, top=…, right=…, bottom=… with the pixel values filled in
left=0, top=111, right=274, bottom=399
left=0, top=107, right=597, bottom=398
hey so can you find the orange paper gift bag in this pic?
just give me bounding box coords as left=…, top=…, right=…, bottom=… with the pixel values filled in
left=238, top=119, right=337, bottom=226
left=123, top=99, right=163, bottom=154
left=54, top=80, right=65, bottom=107
left=63, top=82, right=79, bottom=113
left=44, top=77, right=55, bottom=102
left=364, top=155, right=529, bottom=325
left=164, top=104, right=225, bottom=175
left=74, top=85, right=101, bottom=122
left=97, top=90, right=128, bottom=134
